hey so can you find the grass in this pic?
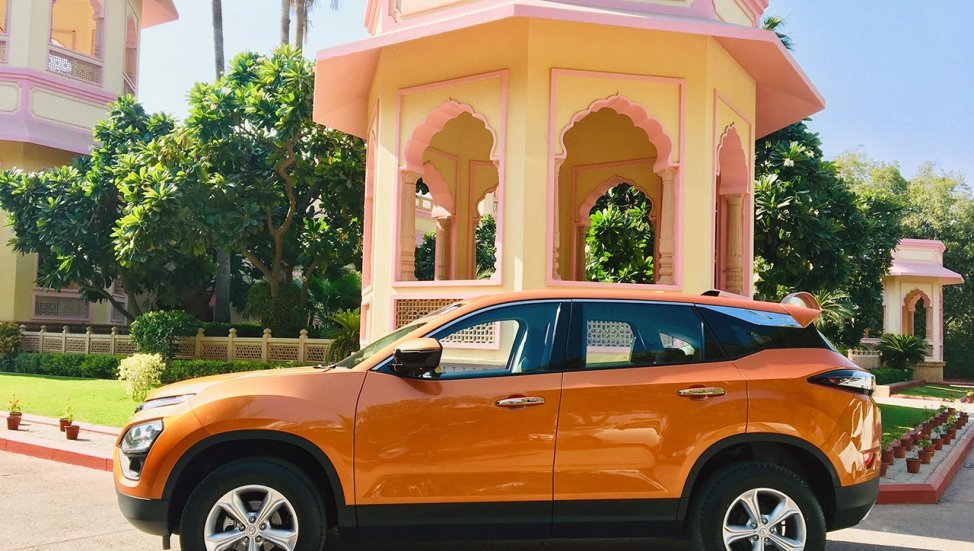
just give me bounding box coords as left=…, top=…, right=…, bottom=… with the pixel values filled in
left=879, top=403, right=936, bottom=449
left=1, top=373, right=137, bottom=427
left=897, top=384, right=970, bottom=401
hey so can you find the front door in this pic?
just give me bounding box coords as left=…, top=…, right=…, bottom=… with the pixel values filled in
left=552, top=300, right=748, bottom=537
left=354, top=301, right=568, bottom=538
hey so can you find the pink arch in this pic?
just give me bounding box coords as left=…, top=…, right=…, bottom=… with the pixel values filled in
left=905, top=289, right=932, bottom=312
left=558, top=95, right=675, bottom=173
left=420, top=162, right=454, bottom=216
left=577, top=175, right=655, bottom=223
left=716, top=125, right=749, bottom=195
left=403, top=100, right=500, bottom=174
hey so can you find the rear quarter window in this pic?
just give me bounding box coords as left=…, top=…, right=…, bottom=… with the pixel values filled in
left=697, top=305, right=832, bottom=359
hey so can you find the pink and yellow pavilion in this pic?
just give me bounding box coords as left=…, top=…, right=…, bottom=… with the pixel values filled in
left=312, top=0, right=825, bottom=342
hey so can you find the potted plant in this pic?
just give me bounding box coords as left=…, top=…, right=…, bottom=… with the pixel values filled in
left=900, top=433, right=914, bottom=451
left=942, top=425, right=953, bottom=446
left=918, top=438, right=934, bottom=464
left=881, top=447, right=895, bottom=465
left=64, top=422, right=80, bottom=441
left=6, top=397, right=22, bottom=430
left=59, top=403, right=73, bottom=432
left=906, top=451, right=922, bottom=474
left=893, top=441, right=907, bottom=459
left=880, top=461, right=889, bottom=477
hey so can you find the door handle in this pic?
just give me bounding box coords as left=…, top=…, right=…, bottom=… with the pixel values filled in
left=496, top=396, right=545, bottom=407
left=677, top=386, right=726, bottom=398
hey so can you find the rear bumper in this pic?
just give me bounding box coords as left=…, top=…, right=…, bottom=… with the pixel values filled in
left=117, top=490, right=170, bottom=536
left=829, top=477, right=879, bottom=531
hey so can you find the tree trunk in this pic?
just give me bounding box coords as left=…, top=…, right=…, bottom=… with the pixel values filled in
left=212, top=0, right=225, bottom=77
left=295, top=1, right=307, bottom=48
left=214, top=249, right=232, bottom=322
left=280, top=0, right=291, bottom=46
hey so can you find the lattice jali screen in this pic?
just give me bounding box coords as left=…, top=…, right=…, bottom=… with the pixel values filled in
left=42, top=336, right=63, bottom=353
left=441, top=322, right=497, bottom=346
left=34, top=294, right=88, bottom=320
left=202, top=343, right=229, bottom=360
left=234, top=343, right=263, bottom=361
left=587, top=320, right=635, bottom=348
left=305, top=344, right=329, bottom=363
left=65, top=336, right=87, bottom=353
left=47, top=48, right=102, bottom=84
left=0, top=39, right=7, bottom=63
left=114, top=338, right=136, bottom=355
left=20, top=335, right=40, bottom=352
left=89, top=338, right=111, bottom=354
left=394, top=298, right=458, bottom=328
left=175, top=340, right=196, bottom=359
left=269, top=344, right=299, bottom=362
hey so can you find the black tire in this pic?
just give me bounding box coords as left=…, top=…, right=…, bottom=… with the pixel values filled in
left=688, top=461, right=826, bottom=551
left=179, top=457, right=327, bottom=551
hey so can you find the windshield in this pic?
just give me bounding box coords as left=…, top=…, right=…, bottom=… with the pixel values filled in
left=333, top=322, right=423, bottom=368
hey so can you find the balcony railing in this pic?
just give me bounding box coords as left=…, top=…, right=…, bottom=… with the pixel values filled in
left=47, top=45, right=103, bottom=85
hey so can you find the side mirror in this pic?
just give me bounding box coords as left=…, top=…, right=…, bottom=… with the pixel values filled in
left=391, top=338, right=442, bottom=378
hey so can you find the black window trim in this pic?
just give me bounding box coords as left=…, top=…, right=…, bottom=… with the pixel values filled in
left=372, top=299, right=571, bottom=379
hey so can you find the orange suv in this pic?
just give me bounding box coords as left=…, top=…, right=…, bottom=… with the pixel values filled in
left=115, top=290, right=880, bottom=551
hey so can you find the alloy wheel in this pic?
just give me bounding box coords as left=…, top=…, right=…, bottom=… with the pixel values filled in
left=203, top=484, right=300, bottom=551
left=722, top=487, right=806, bottom=550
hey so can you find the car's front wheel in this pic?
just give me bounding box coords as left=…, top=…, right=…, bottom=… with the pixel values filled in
left=179, top=458, right=327, bottom=551
left=689, top=461, right=826, bottom=551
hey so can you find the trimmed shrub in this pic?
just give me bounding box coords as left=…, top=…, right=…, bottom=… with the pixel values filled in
left=877, top=333, right=928, bottom=369
left=130, top=311, right=199, bottom=360
left=872, top=368, right=912, bottom=386
left=0, top=322, right=21, bottom=359
left=118, top=353, right=166, bottom=401
left=0, top=353, right=121, bottom=379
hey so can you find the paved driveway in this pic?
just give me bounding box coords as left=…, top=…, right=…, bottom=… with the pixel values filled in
left=2, top=451, right=973, bottom=551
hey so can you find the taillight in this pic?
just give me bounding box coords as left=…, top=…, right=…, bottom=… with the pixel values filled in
left=809, top=369, right=876, bottom=395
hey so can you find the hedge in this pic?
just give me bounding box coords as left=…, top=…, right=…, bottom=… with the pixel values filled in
left=872, top=368, right=913, bottom=386
left=0, top=353, right=301, bottom=385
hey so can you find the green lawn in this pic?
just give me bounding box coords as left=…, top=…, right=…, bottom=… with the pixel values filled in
left=1, top=373, right=138, bottom=427
left=896, top=384, right=970, bottom=401
left=879, top=403, right=935, bottom=449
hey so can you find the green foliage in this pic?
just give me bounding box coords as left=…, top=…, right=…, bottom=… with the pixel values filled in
left=813, top=290, right=857, bottom=344
left=878, top=333, right=928, bottom=370
left=0, top=353, right=121, bottom=379
left=247, top=281, right=305, bottom=336
left=475, top=215, right=497, bottom=279
left=0, top=322, right=20, bottom=359
left=325, top=309, right=361, bottom=363
left=118, top=353, right=167, bottom=402
left=871, top=368, right=913, bottom=386
left=7, top=396, right=21, bottom=414
left=414, top=232, right=436, bottom=281
left=201, top=322, right=265, bottom=338
left=307, top=268, right=361, bottom=326
left=586, top=184, right=655, bottom=284
left=130, top=310, right=199, bottom=360
left=762, top=15, right=794, bottom=51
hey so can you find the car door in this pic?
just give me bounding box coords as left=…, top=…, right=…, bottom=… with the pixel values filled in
left=552, top=300, right=747, bottom=537
left=354, top=300, right=568, bottom=538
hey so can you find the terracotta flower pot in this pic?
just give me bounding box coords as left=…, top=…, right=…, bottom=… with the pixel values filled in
left=880, top=462, right=889, bottom=477
left=894, top=445, right=907, bottom=459
left=881, top=449, right=894, bottom=465
left=933, top=437, right=943, bottom=451
left=5, top=415, right=20, bottom=430
left=900, top=436, right=913, bottom=451
left=920, top=450, right=934, bottom=464
left=64, top=424, right=80, bottom=440
left=943, top=434, right=953, bottom=446
left=906, top=457, right=922, bottom=474
left=948, top=428, right=958, bottom=439
left=59, top=418, right=71, bottom=432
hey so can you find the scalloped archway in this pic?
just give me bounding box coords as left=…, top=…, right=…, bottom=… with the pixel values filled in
left=557, top=95, right=676, bottom=173
left=402, top=100, right=500, bottom=175
left=577, top=175, right=655, bottom=223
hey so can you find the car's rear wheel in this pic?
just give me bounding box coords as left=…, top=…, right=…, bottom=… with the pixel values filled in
left=689, top=462, right=825, bottom=551
left=179, top=458, right=326, bottom=551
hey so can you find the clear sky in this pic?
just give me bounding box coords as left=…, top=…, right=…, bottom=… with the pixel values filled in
left=139, top=0, right=974, bottom=181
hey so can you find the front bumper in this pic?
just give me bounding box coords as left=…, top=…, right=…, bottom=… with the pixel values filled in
left=117, top=490, right=170, bottom=536
left=829, top=476, right=879, bottom=531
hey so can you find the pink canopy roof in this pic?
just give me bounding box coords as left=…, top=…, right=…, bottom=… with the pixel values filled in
left=142, top=0, right=179, bottom=28
left=888, top=260, right=964, bottom=285
left=314, top=0, right=824, bottom=139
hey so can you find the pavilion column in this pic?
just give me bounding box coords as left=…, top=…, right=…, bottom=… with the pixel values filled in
left=657, top=168, right=677, bottom=285
left=434, top=215, right=453, bottom=280
left=725, top=194, right=745, bottom=295
left=574, top=224, right=588, bottom=281
left=552, top=159, right=564, bottom=280
left=399, top=172, right=419, bottom=281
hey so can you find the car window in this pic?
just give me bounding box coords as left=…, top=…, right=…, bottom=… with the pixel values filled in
left=424, top=302, right=562, bottom=379
left=697, top=305, right=833, bottom=358
left=578, top=302, right=706, bottom=369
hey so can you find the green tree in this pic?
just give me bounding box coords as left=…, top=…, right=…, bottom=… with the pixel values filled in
left=414, top=232, right=436, bottom=281
left=585, top=184, right=655, bottom=284
left=475, top=214, right=497, bottom=279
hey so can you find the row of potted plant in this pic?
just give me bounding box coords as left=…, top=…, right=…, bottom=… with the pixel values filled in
left=880, top=406, right=970, bottom=477
left=5, top=397, right=82, bottom=440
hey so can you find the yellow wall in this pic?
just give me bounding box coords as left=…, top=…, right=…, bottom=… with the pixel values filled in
left=0, top=0, right=8, bottom=34
left=51, top=0, right=100, bottom=57
left=363, top=18, right=758, bottom=337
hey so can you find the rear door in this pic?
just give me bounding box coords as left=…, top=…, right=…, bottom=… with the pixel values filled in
left=552, top=300, right=748, bottom=536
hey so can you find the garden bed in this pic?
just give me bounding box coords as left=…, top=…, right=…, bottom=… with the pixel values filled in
left=894, top=384, right=971, bottom=402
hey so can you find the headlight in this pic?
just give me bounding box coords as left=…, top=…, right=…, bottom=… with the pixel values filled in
left=136, top=394, right=194, bottom=413
left=120, top=420, right=164, bottom=455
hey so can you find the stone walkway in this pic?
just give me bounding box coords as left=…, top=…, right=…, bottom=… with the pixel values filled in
left=1, top=412, right=117, bottom=471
